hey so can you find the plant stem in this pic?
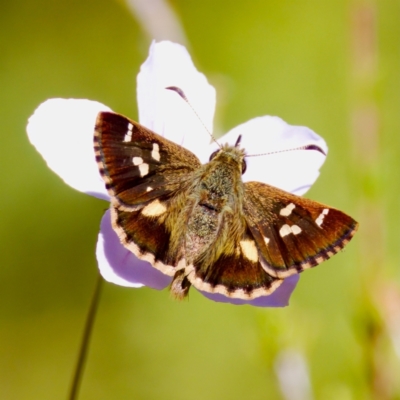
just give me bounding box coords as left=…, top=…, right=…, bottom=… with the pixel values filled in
left=68, top=272, right=103, bottom=400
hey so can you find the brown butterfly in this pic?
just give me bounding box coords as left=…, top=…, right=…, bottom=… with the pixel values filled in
left=94, top=108, right=358, bottom=300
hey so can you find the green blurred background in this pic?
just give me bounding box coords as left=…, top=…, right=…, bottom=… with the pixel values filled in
left=2, top=0, right=400, bottom=399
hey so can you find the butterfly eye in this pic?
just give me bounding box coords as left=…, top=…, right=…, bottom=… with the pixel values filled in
left=241, top=159, right=247, bottom=174
left=209, top=150, right=220, bottom=161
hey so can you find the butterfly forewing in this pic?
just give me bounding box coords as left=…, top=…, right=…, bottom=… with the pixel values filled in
left=244, top=181, right=358, bottom=279
left=94, top=112, right=201, bottom=209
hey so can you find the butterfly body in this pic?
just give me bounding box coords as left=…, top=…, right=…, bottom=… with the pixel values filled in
left=95, top=112, right=358, bottom=300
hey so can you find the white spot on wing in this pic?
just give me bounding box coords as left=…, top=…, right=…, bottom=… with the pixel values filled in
left=315, top=208, right=329, bottom=227
left=146, top=186, right=152, bottom=192
left=240, top=240, right=258, bottom=262
left=263, top=236, right=270, bottom=245
left=123, top=123, right=133, bottom=142
left=151, top=143, right=161, bottom=161
left=142, top=199, right=167, bottom=217
left=279, top=224, right=302, bottom=237
left=279, top=225, right=292, bottom=237
left=291, top=225, right=302, bottom=235
left=139, top=163, right=149, bottom=177
left=132, top=156, right=143, bottom=166
left=280, top=203, right=295, bottom=216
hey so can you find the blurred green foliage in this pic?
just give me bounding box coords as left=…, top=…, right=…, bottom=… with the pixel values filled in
left=1, top=0, right=400, bottom=399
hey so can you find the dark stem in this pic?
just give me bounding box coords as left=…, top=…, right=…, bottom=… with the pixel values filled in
left=68, top=271, right=103, bottom=400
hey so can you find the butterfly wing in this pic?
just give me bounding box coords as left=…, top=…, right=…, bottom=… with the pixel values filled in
left=243, top=181, right=358, bottom=279
left=95, top=111, right=201, bottom=276
left=94, top=111, right=201, bottom=210
left=184, top=228, right=284, bottom=300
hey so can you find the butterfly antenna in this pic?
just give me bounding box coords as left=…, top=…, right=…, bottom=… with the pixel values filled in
left=235, top=135, right=242, bottom=147
left=166, top=86, right=221, bottom=149
left=247, top=144, right=326, bottom=157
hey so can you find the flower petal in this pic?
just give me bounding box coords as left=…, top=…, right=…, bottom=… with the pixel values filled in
left=212, top=116, right=328, bottom=195
left=199, top=275, right=299, bottom=307
left=137, top=40, right=216, bottom=162
left=96, top=210, right=171, bottom=289
left=27, top=98, right=111, bottom=200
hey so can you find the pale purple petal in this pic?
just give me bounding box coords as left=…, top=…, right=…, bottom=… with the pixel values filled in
left=27, top=99, right=111, bottom=200
left=199, top=275, right=299, bottom=307
left=137, top=40, right=216, bottom=162
left=211, top=116, right=328, bottom=195
left=96, top=209, right=171, bottom=289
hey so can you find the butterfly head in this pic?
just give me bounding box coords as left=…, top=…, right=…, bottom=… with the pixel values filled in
left=209, top=142, right=247, bottom=174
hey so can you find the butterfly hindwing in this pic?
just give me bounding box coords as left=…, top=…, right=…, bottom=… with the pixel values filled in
left=111, top=205, right=182, bottom=276
left=186, top=228, right=284, bottom=299
left=243, top=181, right=358, bottom=278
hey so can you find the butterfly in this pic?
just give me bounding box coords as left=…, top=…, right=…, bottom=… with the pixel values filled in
left=94, top=104, right=358, bottom=300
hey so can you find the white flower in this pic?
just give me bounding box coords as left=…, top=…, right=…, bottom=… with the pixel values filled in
left=27, top=41, right=327, bottom=307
